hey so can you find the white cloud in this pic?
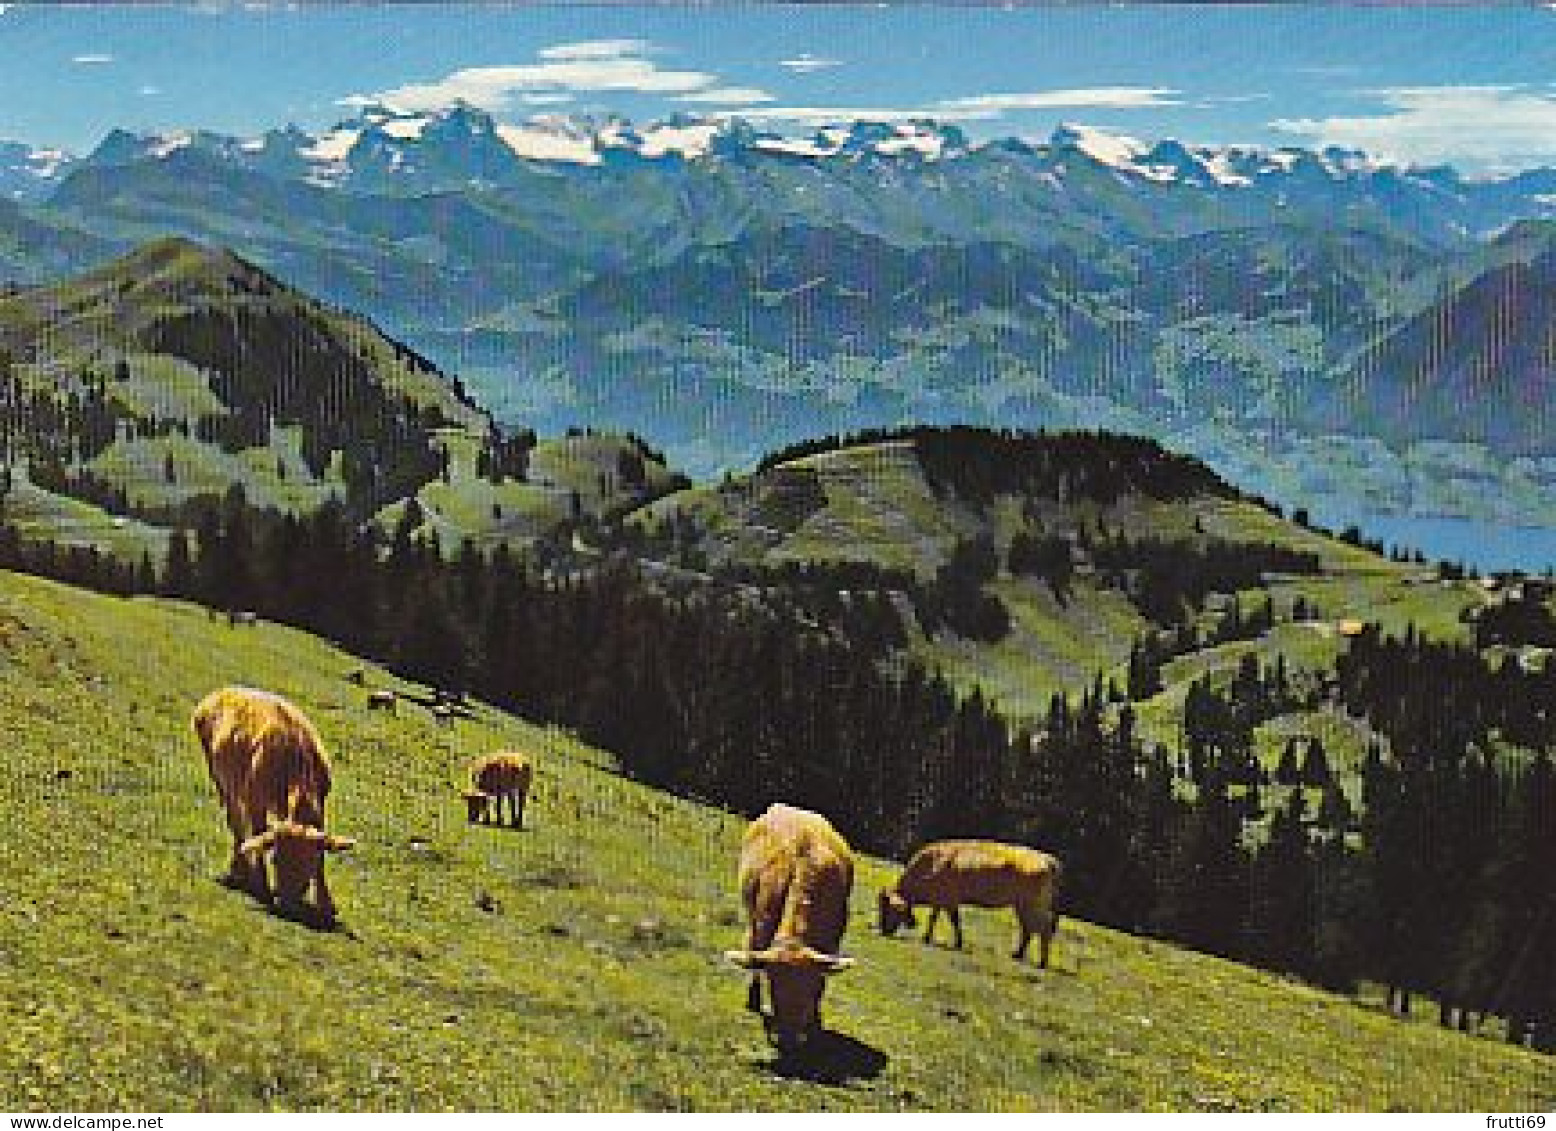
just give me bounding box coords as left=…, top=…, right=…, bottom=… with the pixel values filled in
left=1271, top=85, right=1556, bottom=171
left=779, top=54, right=842, bottom=73
left=519, top=91, right=576, bottom=106
left=538, top=39, right=653, bottom=62
left=933, top=87, right=1182, bottom=114
left=675, top=86, right=775, bottom=106
left=139, top=84, right=161, bottom=97
left=363, top=58, right=718, bottom=113
left=352, top=40, right=723, bottom=113
left=728, top=86, right=1182, bottom=129
left=731, top=105, right=984, bottom=126
left=72, top=53, right=114, bottom=65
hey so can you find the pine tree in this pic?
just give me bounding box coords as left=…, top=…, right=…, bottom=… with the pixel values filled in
left=1301, top=737, right=1332, bottom=785
left=1247, top=788, right=1317, bottom=975
left=163, top=529, right=194, bottom=598
left=1276, top=737, right=1301, bottom=785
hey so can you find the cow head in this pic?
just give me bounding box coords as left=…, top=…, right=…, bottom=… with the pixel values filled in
left=724, top=942, right=854, bottom=1050
left=877, top=889, right=916, bottom=935
left=240, top=821, right=355, bottom=906
left=462, top=789, right=492, bottom=824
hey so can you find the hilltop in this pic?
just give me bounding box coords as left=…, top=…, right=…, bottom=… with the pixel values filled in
left=1, top=567, right=1549, bottom=1111
left=626, top=426, right=1473, bottom=726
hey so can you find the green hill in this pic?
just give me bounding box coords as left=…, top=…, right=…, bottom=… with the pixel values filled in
left=1, top=568, right=1548, bottom=1111
left=628, top=428, right=1473, bottom=712
left=0, top=238, right=680, bottom=556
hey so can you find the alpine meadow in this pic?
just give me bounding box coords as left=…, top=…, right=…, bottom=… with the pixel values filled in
left=0, top=3, right=1553, bottom=1114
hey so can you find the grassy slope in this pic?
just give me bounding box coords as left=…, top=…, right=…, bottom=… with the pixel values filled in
left=376, top=432, right=685, bottom=554
left=1, top=570, right=1549, bottom=1111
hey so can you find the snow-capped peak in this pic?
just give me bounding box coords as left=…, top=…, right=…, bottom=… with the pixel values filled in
left=1049, top=123, right=1148, bottom=169
left=0, top=140, right=78, bottom=201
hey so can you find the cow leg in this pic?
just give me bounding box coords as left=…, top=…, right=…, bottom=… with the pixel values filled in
left=745, top=976, right=762, bottom=1014
left=515, top=792, right=526, bottom=830
left=924, top=908, right=940, bottom=945
left=221, top=808, right=251, bottom=890
left=947, top=906, right=964, bottom=949
left=242, top=818, right=272, bottom=903
left=508, top=792, right=520, bottom=828
left=1034, top=909, right=1059, bottom=967
left=1014, top=904, right=1036, bottom=962
left=224, top=836, right=253, bottom=891
left=313, top=858, right=338, bottom=926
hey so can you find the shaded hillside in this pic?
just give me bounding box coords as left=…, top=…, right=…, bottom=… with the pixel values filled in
left=1, top=568, right=1549, bottom=1110
left=1334, top=246, right=1556, bottom=455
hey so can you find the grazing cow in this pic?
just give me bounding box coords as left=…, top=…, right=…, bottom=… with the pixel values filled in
left=192, top=687, right=355, bottom=924
left=227, top=610, right=259, bottom=628
left=345, top=668, right=367, bottom=687
left=879, top=840, right=1062, bottom=965
left=463, top=752, right=532, bottom=827
left=725, top=804, right=856, bottom=1052
left=431, top=703, right=456, bottom=729
left=366, top=689, right=397, bottom=713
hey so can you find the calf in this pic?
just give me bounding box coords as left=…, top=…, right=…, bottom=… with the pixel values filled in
left=463, top=752, right=533, bottom=828
left=879, top=839, right=1061, bottom=965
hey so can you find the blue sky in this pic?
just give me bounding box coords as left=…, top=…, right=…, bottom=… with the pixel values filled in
left=4, top=4, right=1556, bottom=172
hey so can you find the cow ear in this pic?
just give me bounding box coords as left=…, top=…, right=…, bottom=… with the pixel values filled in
left=323, top=834, right=356, bottom=852
left=239, top=829, right=277, bottom=856
left=723, top=949, right=767, bottom=970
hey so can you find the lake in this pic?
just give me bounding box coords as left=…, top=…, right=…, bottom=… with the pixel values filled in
left=1315, top=511, right=1556, bottom=574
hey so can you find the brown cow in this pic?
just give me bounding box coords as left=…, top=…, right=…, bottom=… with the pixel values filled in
left=725, top=803, right=856, bottom=1052
left=463, top=752, right=533, bottom=828
left=193, top=687, right=355, bottom=924
left=878, top=839, right=1061, bottom=966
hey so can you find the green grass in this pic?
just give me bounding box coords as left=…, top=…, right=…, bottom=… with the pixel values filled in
left=3, top=478, right=169, bottom=560
left=376, top=431, right=683, bottom=554
left=918, top=577, right=1145, bottom=718
left=89, top=428, right=339, bottom=516
left=0, top=569, right=1550, bottom=1111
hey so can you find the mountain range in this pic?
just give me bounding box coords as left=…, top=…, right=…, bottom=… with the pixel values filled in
left=2, top=103, right=1555, bottom=530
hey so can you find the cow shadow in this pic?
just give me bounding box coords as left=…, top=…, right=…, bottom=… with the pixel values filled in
left=273, top=903, right=351, bottom=935
left=214, top=875, right=351, bottom=935
left=762, top=1028, right=889, bottom=1087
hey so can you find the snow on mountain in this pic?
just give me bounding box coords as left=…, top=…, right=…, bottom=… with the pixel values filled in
left=0, top=141, right=77, bottom=201
left=21, top=104, right=1488, bottom=194
left=1050, top=123, right=1148, bottom=170
left=10, top=104, right=1556, bottom=245
left=494, top=119, right=601, bottom=165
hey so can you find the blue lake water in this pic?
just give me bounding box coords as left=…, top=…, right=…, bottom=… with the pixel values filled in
left=1314, top=511, right=1556, bottom=574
